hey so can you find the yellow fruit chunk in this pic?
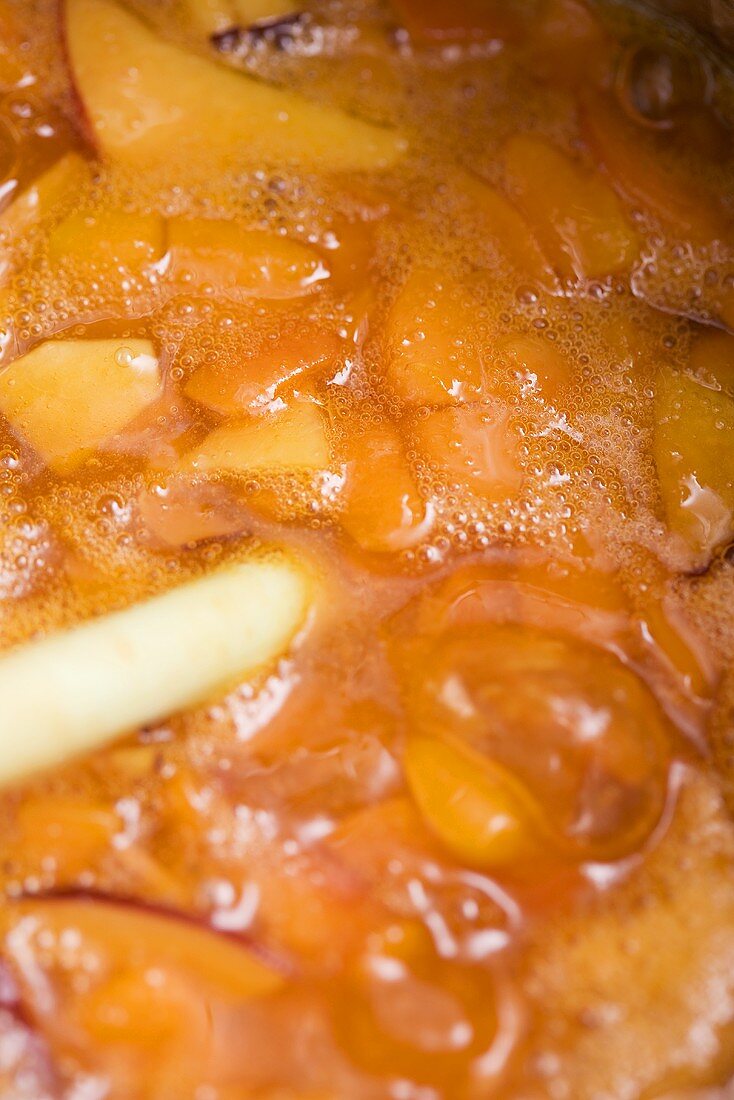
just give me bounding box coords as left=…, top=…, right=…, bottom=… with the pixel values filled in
left=412, top=403, right=523, bottom=502
left=494, top=333, right=571, bottom=401
left=167, top=219, right=328, bottom=299
left=341, top=422, right=433, bottom=554
left=456, top=171, right=558, bottom=290
left=65, top=0, right=406, bottom=176
left=503, top=134, right=639, bottom=281
left=3, top=897, right=283, bottom=1040
left=0, top=338, right=162, bottom=470
left=185, top=324, right=343, bottom=415
left=404, top=735, right=541, bottom=868
left=654, top=370, right=734, bottom=557
left=14, top=797, right=119, bottom=879
left=386, top=271, right=485, bottom=405
left=48, top=209, right=166, bottom=270
left=187, top=400, right=332, bottom=474
left=0, top=153, right=89, bottom=251
left=0, top=556, right=309, bottom=782
left=580, top=91, right=729, bottom=244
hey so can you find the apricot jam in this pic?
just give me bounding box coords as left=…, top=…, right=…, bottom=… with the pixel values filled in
left=0, top=0, right=733, bottom=1097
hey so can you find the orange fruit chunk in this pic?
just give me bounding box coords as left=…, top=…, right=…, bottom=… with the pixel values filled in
left=48, top=209, right=166, bottom=271
left=412, top=402, right=523, bottom=502
left=503, top=133, right=639, bottom=281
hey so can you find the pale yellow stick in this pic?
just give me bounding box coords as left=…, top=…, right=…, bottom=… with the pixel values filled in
left=0, top=557, right=309, bottom=784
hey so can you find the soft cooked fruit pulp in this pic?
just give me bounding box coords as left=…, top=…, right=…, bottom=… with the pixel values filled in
left=0, top=0, right=733, bottom=1097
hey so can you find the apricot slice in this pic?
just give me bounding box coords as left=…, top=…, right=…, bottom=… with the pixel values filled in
left=0, top=556, right=310, bottom=783
left=48, top=209, right=166, bottom=271
left=0, top=338, right=162, bottom=470
left=386, top=271, right=485, bottom=406
left=136, top=479, right=250, bottom=549
left=503, top=133, right=639, bottom=281
left=167, top=219, right=328, bottom=299
left=65, top=0, right=406, bottom=176
left=0, top=153, right=89, bottom=254
left=412, top=403, right=523, bottom=502
left=688, top=328, right=734, bottom=393
left=3, top=896, right=282, bottom=1046
left=580, top=91, right=728, bottom=244
left=456, top=172, right=558, bottom=291
left=185, top=324, right=343, bottom=415
left=404, top=735, right=543, bottom=868
left=400, top=623, right=670, bottom=861
left=654, top=369, right=734, bottom=557
left=494, top=333, right=571, bottom=401
left=186, top=401, right=332, bottom=474
left=340, top=422, right=433, bottom=554
left=13, top=797, right=119, bottom=880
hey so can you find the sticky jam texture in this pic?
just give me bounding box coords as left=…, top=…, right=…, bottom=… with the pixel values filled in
left=0, top=0, right=733, bottom=1097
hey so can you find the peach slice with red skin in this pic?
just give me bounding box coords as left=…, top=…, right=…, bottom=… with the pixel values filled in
left=64, top=0, right=406, bottom=176
left=503, top=133, right=639, bottom=281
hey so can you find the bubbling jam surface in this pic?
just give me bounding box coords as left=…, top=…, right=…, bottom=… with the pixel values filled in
left=0, top=0, right=733, bottom=1097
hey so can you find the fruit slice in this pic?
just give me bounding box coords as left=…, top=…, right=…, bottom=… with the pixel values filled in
left=494, top=333, right=571, bottom=401
left=185, top=324, right=343, bottom=415
left=48, top=209, right=166, bottom=271
left=3, top=896, right=282, bottom=1049
left=386, top=271, right=485, bottom=406
left=404, top=735, right=542, bottom=868
left=580, top=90, right=729, bottom=244
left=457, top=172, right=558, bottom=291
left=412, top=403, right=523, bottom=502
left=167, top=219, right=328, bottom=299
left=688, top=328, right=734, bottom=393
left=186, top=401, right=332, bottom=474
left=0, top=555, right=310, bottom=783
left=65, top=0, right=406, bottom=175
left=654, top=370, right=734, bottom=557
left=503, top=133, right=639, bottom=281
left=0, top=338, right=162, bottom=470
left=341, top=422, right=433, bottom=554
left=0, top=153, right=89, bottom=257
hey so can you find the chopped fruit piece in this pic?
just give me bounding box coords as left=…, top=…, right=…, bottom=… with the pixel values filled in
left=185, top=325, right=343, bottom=415
left=341, top=422, right=433, bottom=554
left=580, top=91, right=729, bottom=243
left=13, top=797, right=119, bottom=880
left=494, top=333, right=571, bottom=400
left=65, top=0, right=406, bottom=175
left=167, top=219, right=328, bottom=299
left=398, top=622, right=670, bottom=860
left=0, top=153, right=89, bottom=250
left=391, top=0, right=524, bottom=44
left=0, top=557, right=310, bottom=783
left=457, top=172, right=558, bottom=290
left=3, top=896, right=283, bottom=1049
left=187, top=401, right=332, bottom=474
left=136, top=479, right=250, bottom=549
left=48, top=209, right=166, bottom=270
left=404, top=735, right=542, bottom=868
left=412, top=403, right=523, bottom=502
left=654, top=370, right=734, bottom=557
left=0, top=338, right=162, bottom=470
left=528, top=0, right=610, bottom=88
left=503, top=133, right=639, bottom=281
left=386, top=271, right=485, bottom=406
